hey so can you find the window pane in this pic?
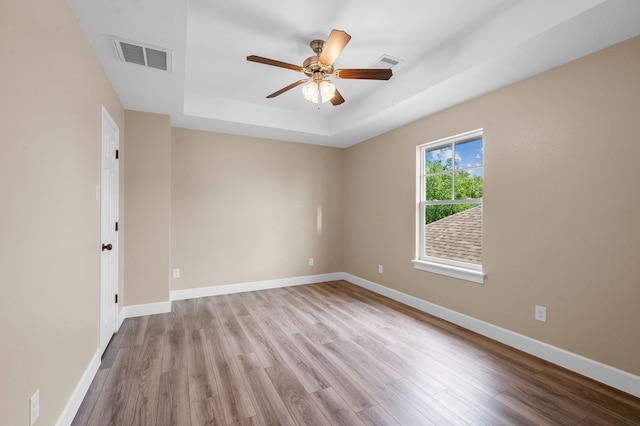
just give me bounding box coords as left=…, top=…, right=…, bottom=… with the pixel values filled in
left=426, top=174, right=452, bottom=201
left=454, top=138, right=483, bottom=170
left=425, top=145, right=455, bottom=172
left=425, top=204, right=482, bottom=265
left=454, top=170, right=483, bottom=200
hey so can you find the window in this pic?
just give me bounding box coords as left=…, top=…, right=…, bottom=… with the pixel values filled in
left=413, top=129, right=484, bottom=283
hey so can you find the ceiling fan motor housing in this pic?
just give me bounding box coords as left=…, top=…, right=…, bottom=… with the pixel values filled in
left=303, top=55, right=334, bottom=77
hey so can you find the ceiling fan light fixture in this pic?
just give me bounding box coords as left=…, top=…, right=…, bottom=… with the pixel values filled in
left=303, top=80, right=335, bottom=104
left=302, top=81, right=319, bottom=102
left=319, top=80, right=336, bottom=103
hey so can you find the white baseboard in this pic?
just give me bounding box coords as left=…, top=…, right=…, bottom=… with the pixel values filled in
left=170, top=272, right=344, bottom=301
left=122, top=301, right=172, bottom=319
left=56, top=349, right=101, bottom=426
left=343, top=273, right=640, bottom=398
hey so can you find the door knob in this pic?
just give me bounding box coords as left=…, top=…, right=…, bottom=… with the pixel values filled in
left=102, top=243, right=113, bottom=251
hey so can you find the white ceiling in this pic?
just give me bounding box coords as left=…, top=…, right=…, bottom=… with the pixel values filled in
left=68, top=0, right=640, bottom=148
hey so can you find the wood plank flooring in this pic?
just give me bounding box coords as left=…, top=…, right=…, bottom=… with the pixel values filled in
left=72, top=281, right=640, bottom=425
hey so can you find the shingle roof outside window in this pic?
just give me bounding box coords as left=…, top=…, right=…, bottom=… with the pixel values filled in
left=425, top=205, right=482, bottom=265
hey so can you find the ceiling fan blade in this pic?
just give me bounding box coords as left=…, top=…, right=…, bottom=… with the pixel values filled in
left=330, top=88, right=345, bottom=106
left=319, top=30, right=351, bottom=66
left=334, top=68, right=393, bottom=80
left=266, top=79, right=308, bottom=98
left=247, top=55, right=303, bottom=72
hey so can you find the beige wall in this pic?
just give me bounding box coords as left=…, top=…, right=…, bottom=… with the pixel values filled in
left=124, top=111, right=171, bottom=305
left=344, top=36, right=640, bottom=375
left=171, top=128, right=343, bottom=289
left=0, top=1, right=124, bottom=424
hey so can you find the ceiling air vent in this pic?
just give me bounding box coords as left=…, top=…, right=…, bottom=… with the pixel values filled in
left=113, top=37, right=172, bottom=72
left=370, top=54, right=403, bottom=69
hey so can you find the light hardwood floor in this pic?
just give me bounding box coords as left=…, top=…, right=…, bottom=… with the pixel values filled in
left=73, top=280, right=640, bottom=425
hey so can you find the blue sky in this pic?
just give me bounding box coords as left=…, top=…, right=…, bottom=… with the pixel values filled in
left=427, top=138, right=483, bottom=175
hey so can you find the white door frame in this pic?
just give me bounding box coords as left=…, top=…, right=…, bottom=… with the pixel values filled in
left=99, top=105, right=120, bottom=354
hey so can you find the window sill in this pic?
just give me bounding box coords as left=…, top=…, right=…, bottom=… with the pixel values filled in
left=412, top=259, right=485, bottom=284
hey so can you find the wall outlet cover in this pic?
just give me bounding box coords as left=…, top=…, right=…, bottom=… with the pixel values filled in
left=535, top=305, right=547, bottom=322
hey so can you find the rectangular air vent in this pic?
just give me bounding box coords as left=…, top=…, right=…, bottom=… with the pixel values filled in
left=370, top=54, right=403, bottom=69
left=113, top=37, right=172, bottom=72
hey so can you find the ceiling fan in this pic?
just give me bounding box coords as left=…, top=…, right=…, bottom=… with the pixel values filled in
left=247, top=29, right=393, bottom=106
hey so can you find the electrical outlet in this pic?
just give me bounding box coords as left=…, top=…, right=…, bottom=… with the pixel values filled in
left=172, top=268, right=180, bottom=278
left=308, top=258, right=314, bottom=266
left=378, top=264, right=383, bottom=273
left=535, top=305, right=547, bottom=322
left=30, top=389, right=39, bottom=425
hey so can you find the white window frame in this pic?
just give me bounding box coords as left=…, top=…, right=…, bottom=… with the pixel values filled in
left=413, top=129, right=485, bottom=284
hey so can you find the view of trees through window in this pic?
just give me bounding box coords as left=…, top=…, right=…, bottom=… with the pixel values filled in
left=424, top=137, right=483, bottom=222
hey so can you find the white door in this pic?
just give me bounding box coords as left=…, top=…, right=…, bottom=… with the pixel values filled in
left=100, top=106, right=119, bottom=353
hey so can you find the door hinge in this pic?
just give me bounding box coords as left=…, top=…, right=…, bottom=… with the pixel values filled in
left=115, top=222, right=118, bottom=232
left=115, top=294, right=118, bottom=304
left=115, top=149, right=119, bottom=159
